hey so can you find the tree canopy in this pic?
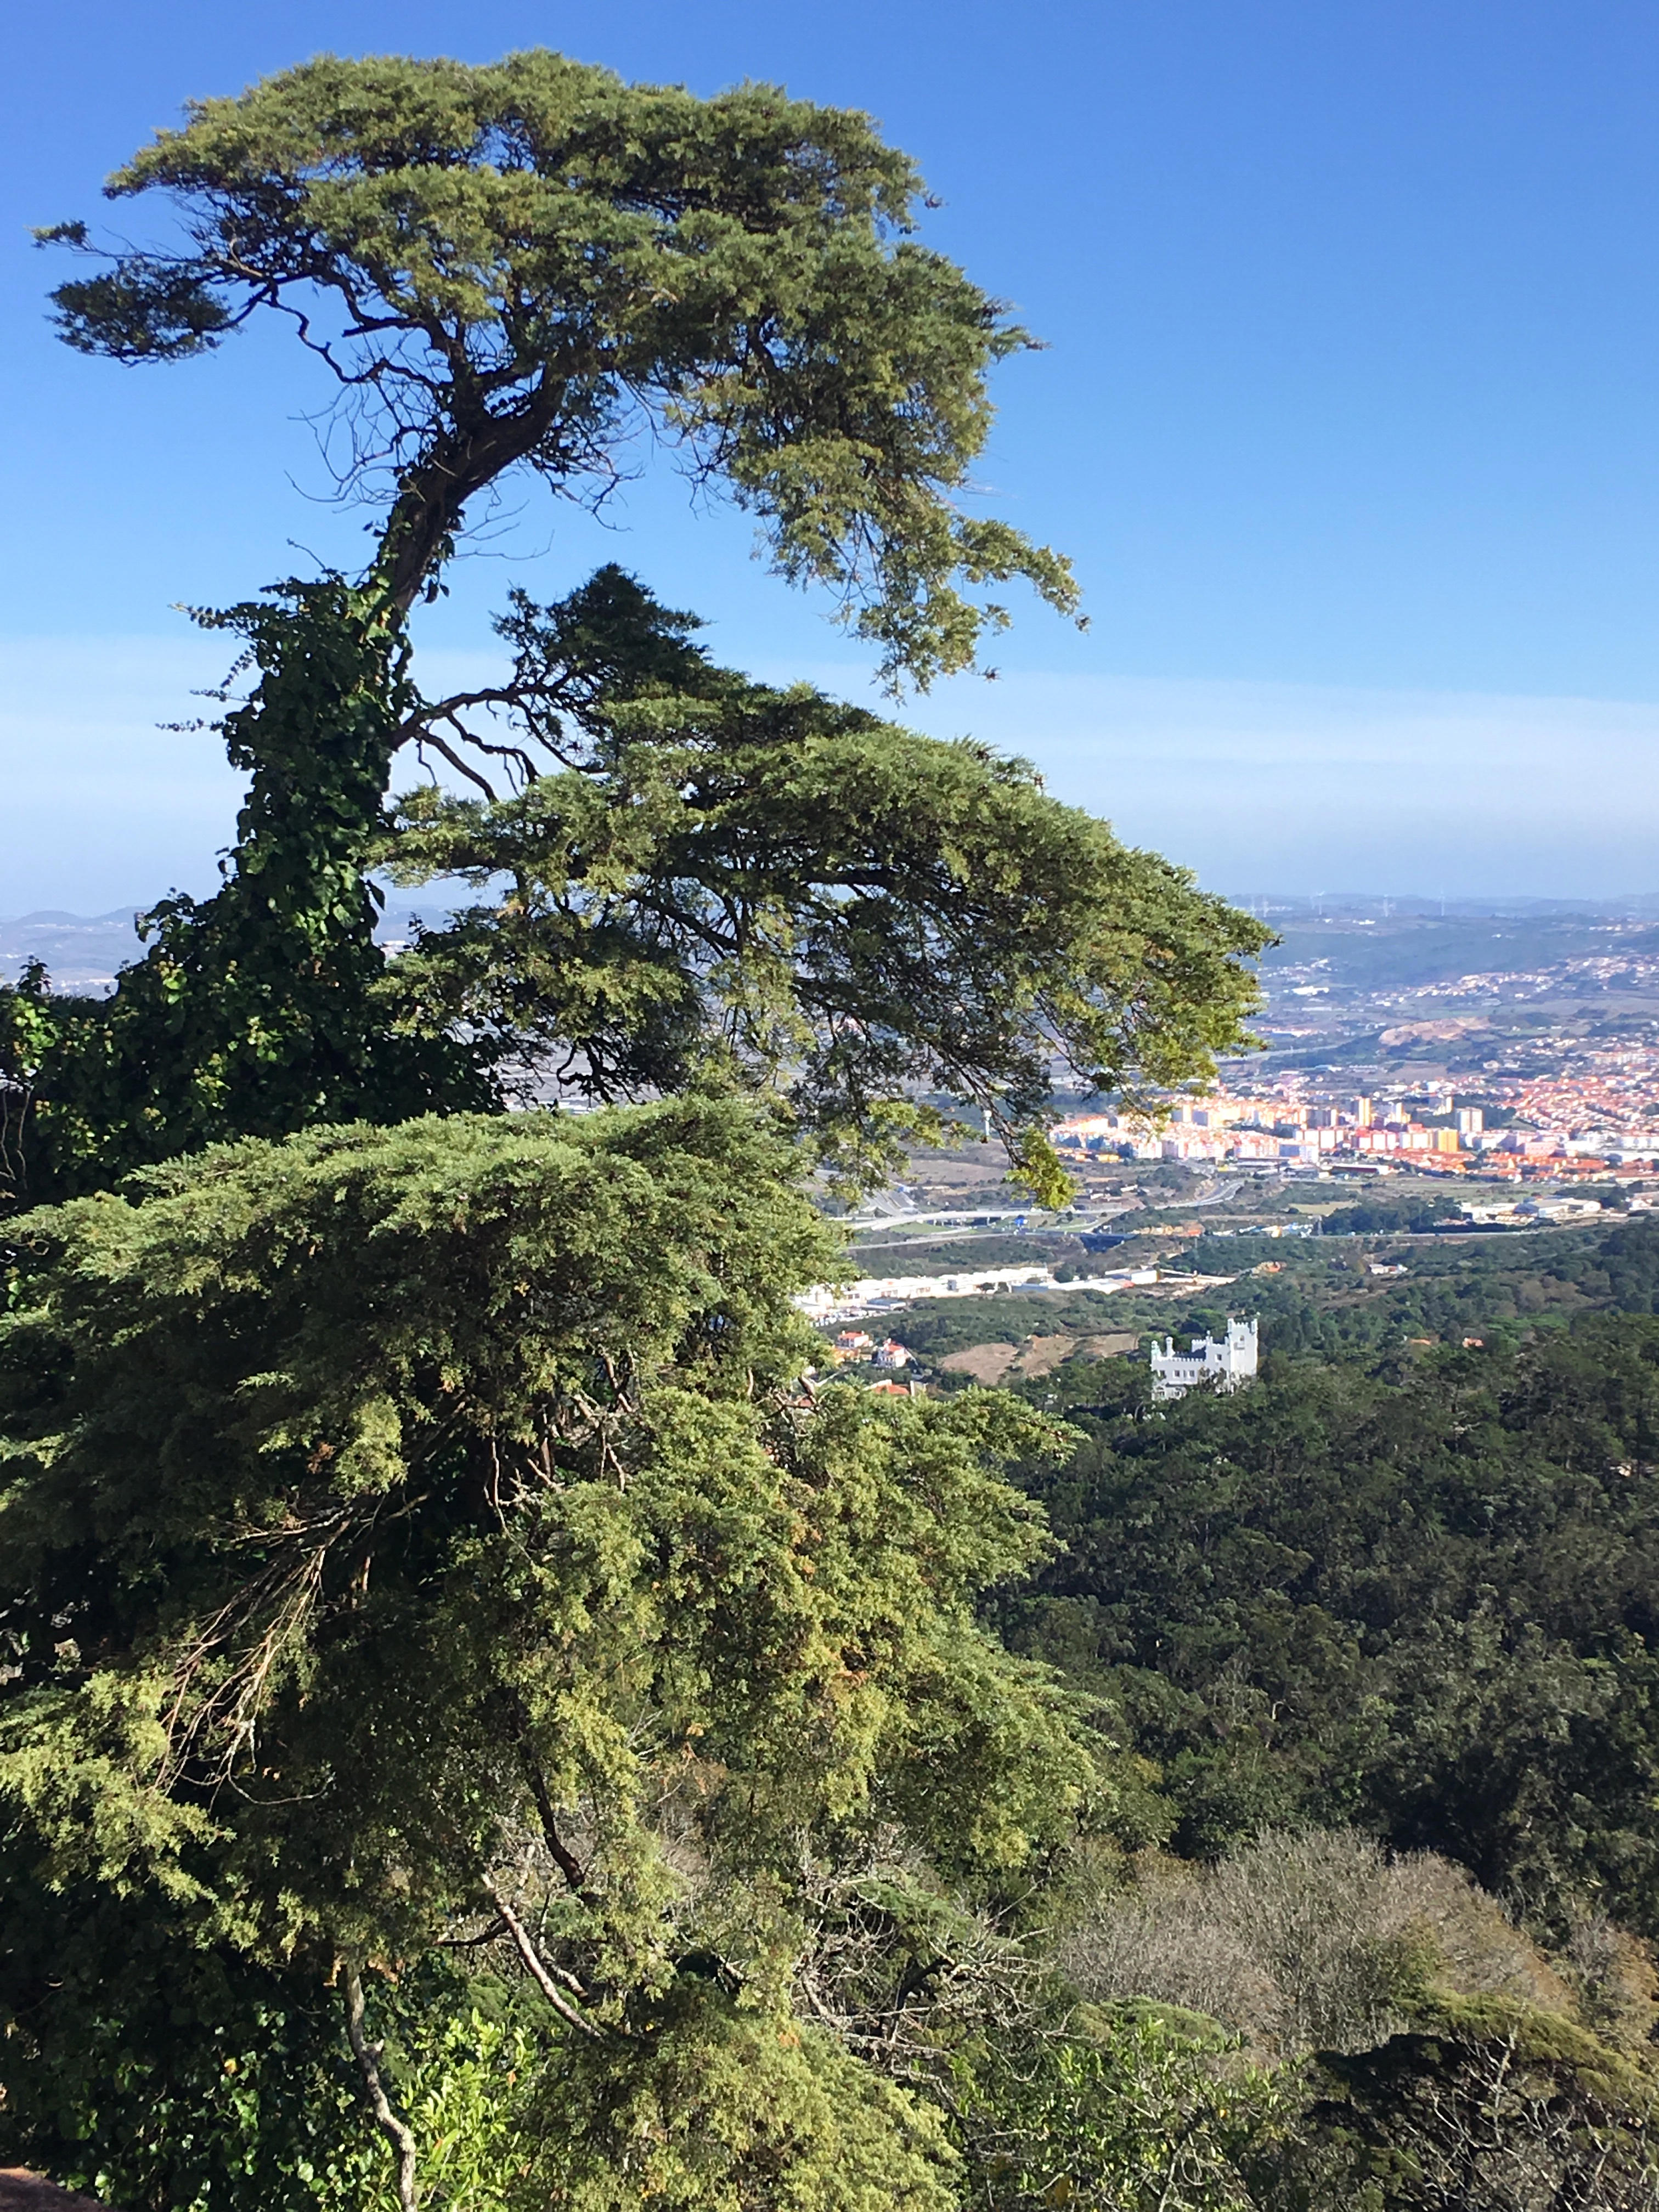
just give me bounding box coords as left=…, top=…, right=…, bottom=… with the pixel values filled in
left=15, top=1144, right=1659, bottom=2203
left=381, top=567, right=1263, bottom=1194
left=0, top=51, right=1394, bottom=2210
left=41, top=49, right=1076, bottom=679
left=2, top=562, right=1266, bottom=1207
left=999, top=1314, right=1659, bottom=1933
left=0, top=1099, right=1096, bottom=2208
left=2, top=50, right=1268, bottom=1210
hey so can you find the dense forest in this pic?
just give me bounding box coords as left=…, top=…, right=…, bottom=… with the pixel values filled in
left=863, top=1218, right=1659, bottom=2202
left=1004, top=1310, right=1659, bottom=1917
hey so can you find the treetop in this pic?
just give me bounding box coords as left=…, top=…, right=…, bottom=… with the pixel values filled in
left=41, top=50, right=1079, bottom=680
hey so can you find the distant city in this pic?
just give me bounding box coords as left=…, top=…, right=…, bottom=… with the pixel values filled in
left=1201, top=894, right=1659, bottom=1178
left=8, top=895, right=1659, bottom=1185
left=1057, top=1078, right=1651, bottom=1178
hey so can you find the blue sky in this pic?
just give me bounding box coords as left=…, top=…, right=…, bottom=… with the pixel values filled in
left=4, top=0, right=1657, bottom=909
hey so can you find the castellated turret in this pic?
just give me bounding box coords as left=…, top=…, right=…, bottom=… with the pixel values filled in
left=1149, top=1316, right=1259, bottom=1401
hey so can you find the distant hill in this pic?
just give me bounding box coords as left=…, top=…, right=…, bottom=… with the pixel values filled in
left=1257, top=911, right=1659, bottom=991
left=0, top=910, right=144, bottom=993
left=16, top=894, right=1657, bottom=1005
left=1227, top=891, right=1659, bottom=921
left=1, top=899, right=440, bottom=995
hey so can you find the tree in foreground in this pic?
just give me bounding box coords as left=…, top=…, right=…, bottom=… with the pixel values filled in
left=2, top=555, right=1263, bottom=1209
left=0, top=49, right=1280, bottom=2209
left=0, top=52, right=1274, bottom=1207
left=0, top=1099, right=1109, bottom=2207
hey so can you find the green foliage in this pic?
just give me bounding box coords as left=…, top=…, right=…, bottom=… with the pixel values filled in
left=41, top=50, right=1076, bottom=680
left=2, top=565, right=1265, bottom=1212
left=1, top=579, right=490, bottom=1206
left=0, top=1881, right=383, bottom=2208
left=0, top=1099, right=1093, bottom=2202
left=1322, top=1198, right=1451, bottom=1237
left=524, top=1985, right=958, bottom=2210
left=998, top=1319, right=1659, bottom=1933
left=31, top=44, right=1659, bottom=2207
left=893, top=1293, right=1148, bottom=1365
left=953, top=2012, right=1287, bottom=2210
left=1046, top=1824, right=1659, bottom=2209
left=1192, top=1213, right=1659, bottom=1362
left=3, top=55, right=1269, bottom=1212
left=382, top=567, right=1264, bottom=1197
left=1277, top=1997, right=1659, bottom=2211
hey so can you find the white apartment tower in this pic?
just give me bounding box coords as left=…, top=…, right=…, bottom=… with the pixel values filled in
left=1149, top=1316, right=1260, bottom=1401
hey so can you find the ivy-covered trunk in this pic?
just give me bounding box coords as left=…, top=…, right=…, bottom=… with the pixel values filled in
left=1, top=579, right=489, bottom=1203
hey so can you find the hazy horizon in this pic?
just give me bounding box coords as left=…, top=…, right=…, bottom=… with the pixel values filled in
left=4, top=632, right=1656, bottom=913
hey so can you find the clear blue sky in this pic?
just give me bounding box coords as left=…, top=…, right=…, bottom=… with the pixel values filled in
left=4, top=0, right=1658, bottom=909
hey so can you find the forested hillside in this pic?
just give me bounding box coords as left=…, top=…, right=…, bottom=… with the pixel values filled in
left=1003, top=1315, right=1659, bottom=1916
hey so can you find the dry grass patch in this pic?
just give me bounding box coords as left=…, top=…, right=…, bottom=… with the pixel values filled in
left=939, top=1342, right=1020, bottom=1384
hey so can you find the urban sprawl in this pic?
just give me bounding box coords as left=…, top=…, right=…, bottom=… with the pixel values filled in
left=1062, top=1060, right=1659, bottom=1177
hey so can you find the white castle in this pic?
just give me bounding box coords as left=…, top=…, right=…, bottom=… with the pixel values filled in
left=1149, top=1316, right=1259, bottom=1401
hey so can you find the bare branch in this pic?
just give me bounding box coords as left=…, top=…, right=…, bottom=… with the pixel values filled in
left=409, top=727, right=501, bottom=800
left=483, top=1874, right=602, bottom=2038
left=344, top=1961, right=420, bottom=2211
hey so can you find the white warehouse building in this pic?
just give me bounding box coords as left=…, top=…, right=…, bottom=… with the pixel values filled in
left=1149, top=1316, right=1259, bottom=1402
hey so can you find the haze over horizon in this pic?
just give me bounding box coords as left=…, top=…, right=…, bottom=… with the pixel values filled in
left=3, top=0, right=1657, bottom=907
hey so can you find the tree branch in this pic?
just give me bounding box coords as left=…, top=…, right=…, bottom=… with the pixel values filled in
left=511, top=1748, right=591, bottom=1897
left=407, top=725, right=503, bottom=800
left=483, top=1875, right=602, bottom=2038
left=343, top=1960, right=420, bottom=2212
left=380, top=375, right=570, bottom=614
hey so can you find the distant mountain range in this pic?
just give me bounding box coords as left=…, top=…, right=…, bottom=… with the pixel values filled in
left=1227, top=892, right=1659, bottom=921
left=9, top=894, right=1659, bottom=997
left=0, top=900, right=440, bottom=994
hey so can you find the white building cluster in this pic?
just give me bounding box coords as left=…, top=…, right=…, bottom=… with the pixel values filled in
left=795, top=1263, right=1163, bottom=1326
left=1149, top=1316, right=1260, bottom=1402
